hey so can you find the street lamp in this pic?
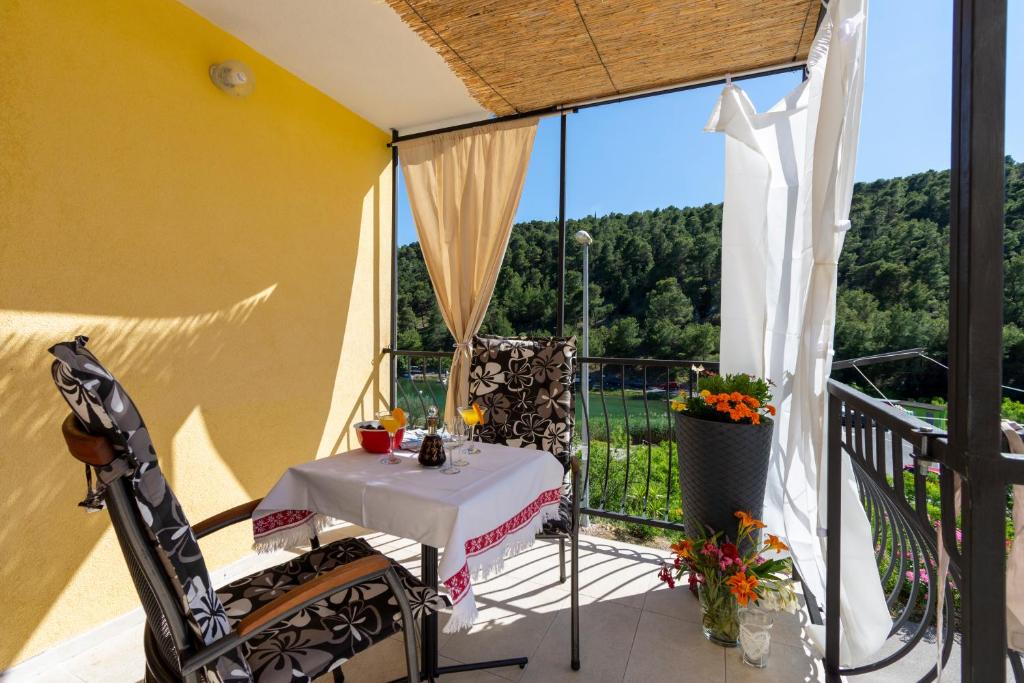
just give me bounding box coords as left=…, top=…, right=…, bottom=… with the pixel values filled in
left=574, top=230, right=592, bottom=526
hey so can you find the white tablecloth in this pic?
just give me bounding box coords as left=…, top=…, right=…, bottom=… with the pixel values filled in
left=251, top=443, right=564, bottom=632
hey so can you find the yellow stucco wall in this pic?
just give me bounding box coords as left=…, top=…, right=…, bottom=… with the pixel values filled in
left=0, top=0, right=391, bottom=668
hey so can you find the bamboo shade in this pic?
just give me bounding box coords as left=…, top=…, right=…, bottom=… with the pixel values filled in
left=385, top=0, right=821, bottom=116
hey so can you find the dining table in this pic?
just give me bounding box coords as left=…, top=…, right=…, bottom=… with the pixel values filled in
left=249, top=441, right=565, bottom=680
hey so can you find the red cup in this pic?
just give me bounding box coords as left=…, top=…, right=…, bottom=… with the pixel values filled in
left=355, top=421, right=405, bottom=454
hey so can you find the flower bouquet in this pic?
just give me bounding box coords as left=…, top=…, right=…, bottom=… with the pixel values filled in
left=658, top=511, right=792, bottom=647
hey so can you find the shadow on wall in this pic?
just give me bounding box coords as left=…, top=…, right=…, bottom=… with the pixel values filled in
left=0, top=0, right=392, bottom=667
left=0, top=180, right=387, bottom=666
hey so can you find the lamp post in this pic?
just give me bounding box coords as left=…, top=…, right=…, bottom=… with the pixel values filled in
left=574, top=230, right=593, bottom=526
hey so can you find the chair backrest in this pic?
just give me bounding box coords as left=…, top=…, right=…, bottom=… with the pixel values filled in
left=467, top=335, right=576, bottom=471
left=50, top=337, right=251, bottom=682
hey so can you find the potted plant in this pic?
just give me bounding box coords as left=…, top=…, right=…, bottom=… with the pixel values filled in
left=670, top=372, right=775, bottom=546
left=657, top=511, right=791, bottom=647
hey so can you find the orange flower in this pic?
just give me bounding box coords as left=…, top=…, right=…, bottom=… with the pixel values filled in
left=765, top=534, right=789, bottom=553
left=767, top=404, right=776, bottom=416
left=726, top=572, right=760, bottom=606
left=670, top=539, right=693, bottom=558
left=735, top=510, right=767, bottom=530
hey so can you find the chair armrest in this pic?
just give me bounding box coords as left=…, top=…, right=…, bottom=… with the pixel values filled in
left=193, top=499, right=263, bottom=539
left=180, top=555, right=394, bottom=674
left=61, top=413, right=114, bottom=466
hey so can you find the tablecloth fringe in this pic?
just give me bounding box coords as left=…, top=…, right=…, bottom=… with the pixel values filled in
left=443, top=504, right=560, bottom=633
left=251, top=514, right=337, bottom=553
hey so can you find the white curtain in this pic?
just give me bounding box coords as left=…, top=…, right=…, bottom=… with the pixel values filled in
left=398, top=118, right=538, bottom=422
left=707, top=0, right=889, bottom=665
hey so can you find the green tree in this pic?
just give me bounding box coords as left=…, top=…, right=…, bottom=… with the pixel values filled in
left=606, top=317, right=642, bottom=357
left=394, top=158, right=1024, bottom=399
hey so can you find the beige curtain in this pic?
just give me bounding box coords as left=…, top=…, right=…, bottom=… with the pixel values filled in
left=398, top=117, right=538, bottom=422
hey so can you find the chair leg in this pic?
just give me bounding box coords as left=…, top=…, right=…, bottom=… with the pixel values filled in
left=570, top=532, right=580, bottom=670
left=332, top=667, right=345, bottom=682
left=569, top=458, right=581, bottom=669
left=383, top=566, right=421, bottom=683
left=558, top=537, right=567, bottom=584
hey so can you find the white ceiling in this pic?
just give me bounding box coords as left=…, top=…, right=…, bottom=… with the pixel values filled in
left=177, top=0, right=490, bottom=135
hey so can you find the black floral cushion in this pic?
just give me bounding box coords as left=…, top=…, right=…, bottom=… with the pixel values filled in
left=218, top=537, right=448, bottom=683
left=468, top=335, right=577, bottom=472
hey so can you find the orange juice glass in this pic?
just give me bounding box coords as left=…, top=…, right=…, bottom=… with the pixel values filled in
left=376, top=410, right=403, bottom=465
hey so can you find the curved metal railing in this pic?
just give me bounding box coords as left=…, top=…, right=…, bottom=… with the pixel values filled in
left=826, top=379, right=1022, bottom=681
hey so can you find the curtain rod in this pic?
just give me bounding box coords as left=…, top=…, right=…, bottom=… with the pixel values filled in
left=388, top=61, right=807, bottom=146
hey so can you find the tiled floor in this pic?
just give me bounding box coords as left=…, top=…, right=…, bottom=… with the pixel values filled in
left=10, top=526, right=957, bottom=682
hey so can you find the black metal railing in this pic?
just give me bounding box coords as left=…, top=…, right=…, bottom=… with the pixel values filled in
left=389, top=349, right=451, bottom=427
left=573, top=356, right=718, bottom=534
left=824, top=379, right=1023, bottom=681
left=387, top=349, right=1024, bottom=679
left=386, top=347, right=716, bottom=533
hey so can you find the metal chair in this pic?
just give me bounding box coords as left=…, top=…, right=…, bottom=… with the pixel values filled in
left=467, top=334, right=581, bottom=670
left=51, top=337, right=441, bottom=682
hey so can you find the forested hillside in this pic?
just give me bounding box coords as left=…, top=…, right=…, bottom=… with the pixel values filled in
left=397, top=158, right=1024, bottom=399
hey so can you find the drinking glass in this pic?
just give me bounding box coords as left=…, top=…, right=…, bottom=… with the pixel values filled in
left=376, top=410, right=402, bottom=465
left=441, top=420, right=462, bottom=475
left=451, top=414, right=470, bottom=467
left=459, top=405, right=484, bottom=454
left=738, top=606, right=774, bottom=668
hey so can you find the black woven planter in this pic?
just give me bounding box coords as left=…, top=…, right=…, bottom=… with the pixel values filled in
left=674, top=412, right=773, bottom=545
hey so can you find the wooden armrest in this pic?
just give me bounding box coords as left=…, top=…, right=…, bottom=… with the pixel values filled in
left=193, top=498, right=263, bottom=539
left=236, top=555, right=391, bottom=636
left=61, top=413, right=114, bottom=466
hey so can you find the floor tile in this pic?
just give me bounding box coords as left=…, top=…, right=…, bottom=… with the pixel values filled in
left=439, top=610, right=556, bottom=682
left=62, top=623, right=145, bottom=683
left=432, top=656, right=509, bottom=681
left=725, top=640, right=824, bottom=683
left=10, top=531, right=982, bottom=683
left=520, top=597, right=641, bottom=683
left=642, top=580, right=705, bottom=625
left=330, top=632, right=414, bottom=682
left=623, top=610, right=726, bottom=683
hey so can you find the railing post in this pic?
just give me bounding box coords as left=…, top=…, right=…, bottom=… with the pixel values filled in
left=556, top=113, right=567, bottom=336
left=578, top=231, right=592, bottom=526
left=948, top=0, right=1007, bottom=680
left=824, top=388, right=842, bottom=682
left=390, top=129, right=399, bottom=411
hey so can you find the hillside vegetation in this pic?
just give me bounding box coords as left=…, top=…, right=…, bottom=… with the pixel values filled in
left=397, top=158, right=1024, bottom=399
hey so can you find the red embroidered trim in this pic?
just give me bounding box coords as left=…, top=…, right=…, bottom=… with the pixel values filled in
left=252, top=509, right=316, bottom=538
left=444, top=487, right=561, bottom=604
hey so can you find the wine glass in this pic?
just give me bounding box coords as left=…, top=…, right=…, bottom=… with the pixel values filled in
left=376, top=410, right=402, bottom=465
left=459, top=404, right=485, bottom=454
left=451, top=413, right=470, bottom=467
left=441, top=420, right=463, bottom=475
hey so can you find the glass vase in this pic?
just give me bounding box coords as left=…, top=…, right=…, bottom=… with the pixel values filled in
left=697, top=584, right=739, bottom=647
left=738, top=606, right=774, bottom=668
